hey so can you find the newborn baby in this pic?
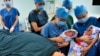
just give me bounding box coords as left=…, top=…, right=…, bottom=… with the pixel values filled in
left=77, top=25, right=100, bottom=47
left=60, top=29, right=78, bottom=42
left=72, top=25, right=100, bottom=56
left=50, top=29, right=78, bottom=45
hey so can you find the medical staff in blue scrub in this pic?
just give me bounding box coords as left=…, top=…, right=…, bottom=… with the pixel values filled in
left=73, top=5, right=99, bottom=56
left=0, top=0, right=20, bottom=33
left=96, top=17, right=100, bottom=27
left=41, top=7, right=69, bottom=56
left=28, top=0, right=48, bottom=35
left=96, top=17, right=100, bottom=56
left=62, top=0, right=74, bottom=29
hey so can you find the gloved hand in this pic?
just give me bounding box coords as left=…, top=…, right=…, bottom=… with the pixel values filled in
left=4, top=26, right=9, bottom=30
left=9, top=26, right=15, bottom=33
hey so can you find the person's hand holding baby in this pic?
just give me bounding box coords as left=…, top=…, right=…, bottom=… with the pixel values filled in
left=57, top=42, right=69, bottom=48
left=79, top=35, right=92, bottom=44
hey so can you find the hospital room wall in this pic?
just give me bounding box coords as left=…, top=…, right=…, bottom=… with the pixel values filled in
left=0, top=0, right=99, bottom=30
left=13, top=0, right=34, bottom=22
left=13, top=0, right=100, bottom=23
left=13, top=0, right=34, bottom=31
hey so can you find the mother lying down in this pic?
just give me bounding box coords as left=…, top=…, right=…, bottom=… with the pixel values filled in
left=0, top=30, right=65, bottom=56
left=0, top=25, right=99, bottom=56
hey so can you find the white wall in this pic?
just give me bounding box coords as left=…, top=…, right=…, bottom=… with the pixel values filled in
left=13, top=0, right=35, bottom=31
left=1, top=0, right=100, bottom=22
left=13, top=0, right=34, bottom=22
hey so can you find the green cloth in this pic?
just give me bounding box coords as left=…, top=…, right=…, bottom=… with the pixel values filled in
left=66, top=15, right=74, bottom=29
left=0, top=30, right=59, bottom=56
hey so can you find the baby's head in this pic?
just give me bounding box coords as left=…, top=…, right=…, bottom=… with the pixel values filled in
left=84, top=26, right=93, bottom=36
left=64, top=29, right=78, bottom=37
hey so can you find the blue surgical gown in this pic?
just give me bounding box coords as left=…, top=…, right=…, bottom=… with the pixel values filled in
left=0, top=7, right=20, bottom=32
left=73, top=17, right=98, bottom=37
left=41, top=22, right=69, bottom=56
left=41, top=22, right=68, bottom=38
left=73, top=17, right=98, bottom=56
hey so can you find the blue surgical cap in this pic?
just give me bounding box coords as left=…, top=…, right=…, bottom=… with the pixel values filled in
left=34, top=0, right=44, bottom=3
left=62, top=0, right=72, bottom=7
left=56, top=7, right=69, bottom=19
left=74, top=5, right=87, bottom=17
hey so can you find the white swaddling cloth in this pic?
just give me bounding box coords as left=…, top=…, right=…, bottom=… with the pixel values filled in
left=60, top=29, right=78, bottom=42
left=87, top=25, right=100, bottom=39
left=70, top=25, right=100, bottom=56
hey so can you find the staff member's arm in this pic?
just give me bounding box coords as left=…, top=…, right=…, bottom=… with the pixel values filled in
left=9, top=15, right=19, bottom=33
left=31, top=22, right=43, bottom=32
left=49, top=37, right=69, bottom=48
left=12, top=15, right=19, bottom=28
left=28, top=12, right=43, bottom=32
left=0, top=16, right=9, bottom=30
left=9, top=8, right=20, bottom=33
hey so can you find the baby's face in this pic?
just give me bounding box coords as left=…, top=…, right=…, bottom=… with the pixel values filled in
left=84, top=27, right=93, bottom=36
left=65, top=31, right=75, bottom=37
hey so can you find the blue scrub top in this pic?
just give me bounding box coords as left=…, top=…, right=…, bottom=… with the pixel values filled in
left=73, top=17, right=98, bottom=37
left=41, top=22, right=68, bottom=38
left=96, top=19, right=100, bottom=27
left=0, top=7, right=20, bottom=32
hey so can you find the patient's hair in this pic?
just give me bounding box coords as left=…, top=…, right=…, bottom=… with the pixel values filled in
left=51, top=15, right=56, bottom=21
left=98, top=17, right=100, bottom=22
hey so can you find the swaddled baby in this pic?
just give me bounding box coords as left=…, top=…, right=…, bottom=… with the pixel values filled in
left=72, top=25, right=100, bottom=56
left=77, top=25, right=100, bottom=47
left=60, top=29, right=78, bottom=42
left=49, top=29, right=78, bottom=48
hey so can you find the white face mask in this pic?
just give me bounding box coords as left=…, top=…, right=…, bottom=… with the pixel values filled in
left=69, top=9, right=72, bottom=13
left=56, top=19, right=66, bottom=26
left=5, top=1, right=11, bottom=7
left=38, top=5, right=44, bottom=11
left=78, top=17, right=89, bottom=23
